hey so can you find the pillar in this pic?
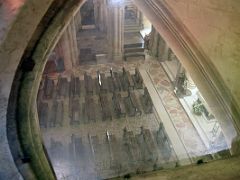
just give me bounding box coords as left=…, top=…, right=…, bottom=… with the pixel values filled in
left=149, top=26, right=159, bottom=57
left=57, top=18, right=79, bottom=71
left=158, top=34, right=169, bottom=62
left=74, top=10, right=82, bottom=32
left=107, top=0, right=124, bottom=61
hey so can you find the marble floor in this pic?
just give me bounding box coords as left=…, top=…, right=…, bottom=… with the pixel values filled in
left=144, top=58, right=207, bottom=158
left=37, top=55, right=227, bottom=179
left=73, top=56, right=226, bottom=158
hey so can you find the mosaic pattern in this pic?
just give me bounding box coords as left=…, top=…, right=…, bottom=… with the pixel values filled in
left=145, top=60, right=208, bottom=157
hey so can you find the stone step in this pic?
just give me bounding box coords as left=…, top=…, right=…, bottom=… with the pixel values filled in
left=124, top=42, right=143, bottom=48
left=124, top=47, right=145, bottom=53
left=124, top=52, right=145, bottom=61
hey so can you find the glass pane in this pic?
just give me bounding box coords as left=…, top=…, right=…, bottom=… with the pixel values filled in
left=37, top=0, right=233, bottom=179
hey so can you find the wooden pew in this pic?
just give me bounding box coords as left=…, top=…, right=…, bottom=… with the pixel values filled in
left=70, top=75, right=80, bottom=98
left=141, top=87, right=153, bottom=114
left=70, top=99, right=81, bottom=125
left=124, top=96, right=136, bottom=117
left=133, top=68, right=143, bottom=89
left=57, top=77, right=69, bottom=98
left=113, top=72, right=122, bottom=91
left=100, top=94, right=112, bottom=120
left=55, top=100, right=63, bottom=127
left=43, top=77, right=54, bottom=99
left=123, top=129, right=142, bottom=164
left=49, top=101, right=58, bottom=128
left=156, top=123, right=172, bottom=161
left=129, top=90, right=142, bottom=116
left=121, top=68, right=129, bottom=91
left=140, top=128, right=158, bottom=162
left=84, top=73, right=94, bottom=95
left=112, top=93, right=126, bottom=118
left=106, top=132, right=122, bottom=168
left=70, top=134, right=85, bottom=161
left=107, top=76, right=114, bottom=93
left=38, top=102, right=49, bottom=128
left=88, top=135, right=100, bottom=160
left=126, top=71, right=135, bottom=90
left=85, top=96, right=96, bottom=122
left=99, top=73, right=108, bottom=93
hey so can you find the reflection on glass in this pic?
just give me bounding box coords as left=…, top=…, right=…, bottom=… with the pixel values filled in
left=37, top=0, right=230, bottom=179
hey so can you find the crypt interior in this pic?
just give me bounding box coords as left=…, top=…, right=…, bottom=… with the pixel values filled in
left=1, top=0, right=240, bottom=180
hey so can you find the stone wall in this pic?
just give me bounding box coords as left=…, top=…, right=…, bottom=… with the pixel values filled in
left=165, top=0, right=240, bottom=111
left=133, top=0, right=240, bottom=147
left=0, top=1, right=55, bottom=179
left=0, top=0, right=240, bottom=179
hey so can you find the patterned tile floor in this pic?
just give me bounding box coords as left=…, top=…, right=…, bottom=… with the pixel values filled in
left=39, top=55, right=229, bottom=179
left=69, top=56, right=209, bottom=158
left=144, top=58, right=208, bottom=158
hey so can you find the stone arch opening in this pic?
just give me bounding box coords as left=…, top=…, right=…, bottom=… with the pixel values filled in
left=1, top=0, right=239, bottom=179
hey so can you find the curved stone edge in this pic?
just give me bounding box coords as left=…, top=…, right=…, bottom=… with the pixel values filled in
left=0, top=0, right=54, bottom=179
left=18, top=0, right=84, bottom=179
left=112, top=155, right=240, bottom=180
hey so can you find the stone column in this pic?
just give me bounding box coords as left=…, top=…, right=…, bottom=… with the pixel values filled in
left=57, top=18, right=79, bottom=71
left=149, top=26, right=160, bottom=57
left=107, top=0, right=124, bottom=61
left=186, top=71, right=196, bottom=89
left=101, top=0, right=108, bottom=32
left=93, top=0, right=100, bottom=30
left=93, top=0, right=108, bottom=32
left=74, top=10, right=82, bottom=32
left=158, top=34, right=169, bottom=62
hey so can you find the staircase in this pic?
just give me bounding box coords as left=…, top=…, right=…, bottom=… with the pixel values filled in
left=123, top=33, right=145, bottom=61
